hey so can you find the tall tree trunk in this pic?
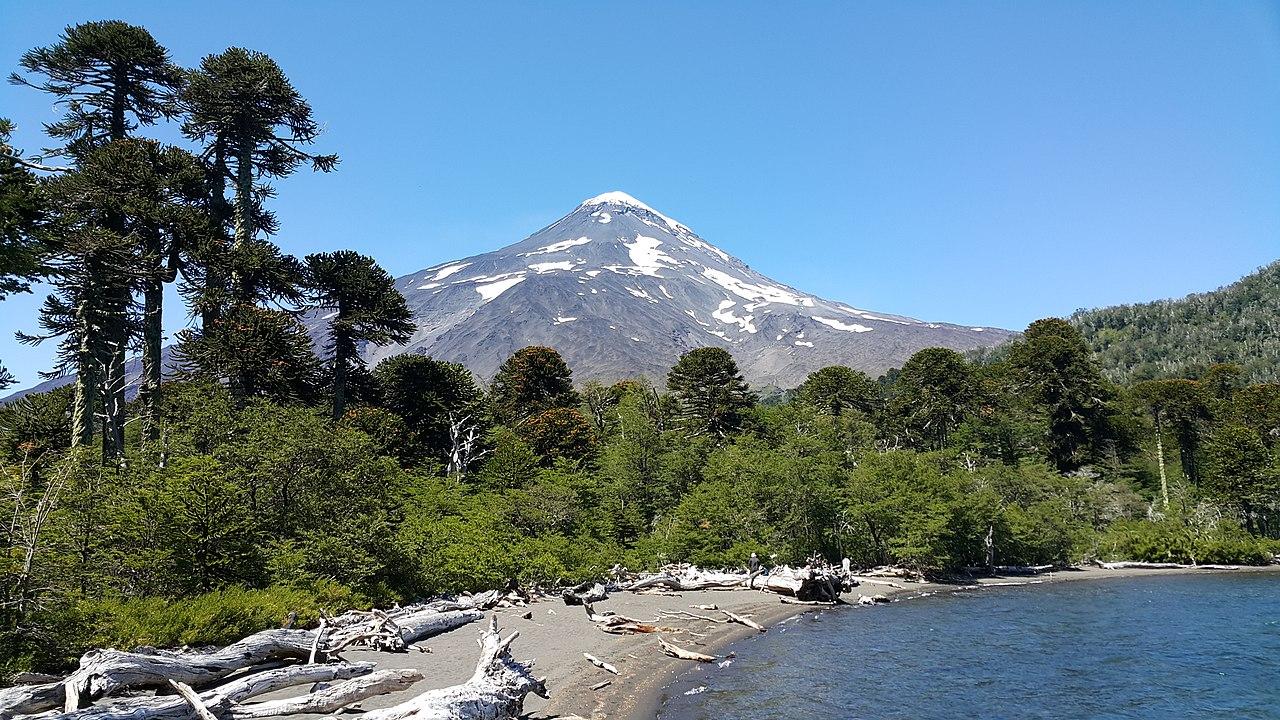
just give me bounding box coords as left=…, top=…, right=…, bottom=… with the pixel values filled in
left=1154, top=411, right=1169, bottom=510
left=231, top=139, right=253, bottom=300
left=71, top=302, right=96, bottom=447
left=140, top=275, right=164, bottom=444
left=331, top=327, right=349, bottom=420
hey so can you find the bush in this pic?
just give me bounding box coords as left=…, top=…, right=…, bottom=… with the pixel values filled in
left=80, top=580, right=366, bottom=650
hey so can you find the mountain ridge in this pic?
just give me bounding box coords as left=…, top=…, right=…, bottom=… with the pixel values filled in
left=303, top=191, right=1012, bottom=387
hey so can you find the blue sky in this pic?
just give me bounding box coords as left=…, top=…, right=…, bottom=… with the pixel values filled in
left=2, top=1, right=1279, bottom=386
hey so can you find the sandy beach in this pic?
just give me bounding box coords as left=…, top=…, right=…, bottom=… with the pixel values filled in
left=314, top=565, right=1280, bottom=720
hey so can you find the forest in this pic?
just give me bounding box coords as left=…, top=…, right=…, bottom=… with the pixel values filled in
left=1073, top=259, right=1280, bottom=385
left=1, top=21, right=1279, bottom=678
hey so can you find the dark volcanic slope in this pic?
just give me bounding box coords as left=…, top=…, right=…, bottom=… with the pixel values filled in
left=310, top=192, right=1012, bottom=388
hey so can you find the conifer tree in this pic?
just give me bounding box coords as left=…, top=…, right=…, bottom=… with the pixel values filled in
left=0, top=120, right=49, bottom=390
left=666, top=347, right=754, bottom=438
left=1008, top=318, right=1115, bottom=471
left=178, top=48, right=336, bottom=400
left=491, top=347, right=579, bottom=425
left=304, top=251, right=414, bottom=419
left=11, top=21, right=182, bottom=455
left=887, top=347, right=982, bottom=450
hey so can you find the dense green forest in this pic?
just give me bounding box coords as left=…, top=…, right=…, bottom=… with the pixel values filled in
left=1073, top=260, right=1280, bottom=385
left=1, top=21, right=1278, bottom=679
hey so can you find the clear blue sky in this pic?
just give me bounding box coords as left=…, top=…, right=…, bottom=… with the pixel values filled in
left=2, top=1, right=1279, bottom=387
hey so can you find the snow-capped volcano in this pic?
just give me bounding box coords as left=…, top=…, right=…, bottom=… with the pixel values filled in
left=319, top=191, right=1013, bottom=387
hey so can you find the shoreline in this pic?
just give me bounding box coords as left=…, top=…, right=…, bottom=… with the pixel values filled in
left=606, top=565, right=1280, bottom=720
left=317, top=565, right=1280, bottom=720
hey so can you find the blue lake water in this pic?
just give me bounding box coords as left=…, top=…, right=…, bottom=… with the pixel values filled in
left=658, top=574, right=1280, bottom=719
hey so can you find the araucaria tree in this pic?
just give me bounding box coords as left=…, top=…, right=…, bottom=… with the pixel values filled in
left=0, top=120, right=48, bottom=389
left=490, top=346, right=579, bottom=425
left=1007, top=318, right=1115, bottom=471
left=11, top=20, right=182, bottom=457
left=667, top=347, right=754, bottom=438
left=176, top=47, right=335, bottom=401
left=180, top=47, right=337, bottom=302
left=305, top=251, right=414, bottom=418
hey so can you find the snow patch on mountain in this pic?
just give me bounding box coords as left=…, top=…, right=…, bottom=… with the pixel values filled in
left=528, top=260, right=578, bottom=273
left=812, top=316, right=874, bottom=333
left=476, top=275, right=525, bottom=301
left=712, top=300, right=758, bottom=333
left=582, top=191, right=689, bottom=233
left=702, top=268, right=814, bottom=307
left=521, top=236, right=592, bottom=256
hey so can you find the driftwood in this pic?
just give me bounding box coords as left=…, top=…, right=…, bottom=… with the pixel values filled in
left=583, top=653, right=619, bottom=675
left=760, top=566, right=844, bottom=603
left=62, top=629, right=316, bottom=711
left=625, top=570, right=746, bottom=592
left=0, top=680, right=62, bottom=716
left=847, top=576, right=904, bottom=589
left=1093, top=560, right=1240, bottom=571
left=45, top=662, right=380, bottom=720
left=228, top=668, right=422, bottom=718
left=562, top=581, right=608, bottom=606
left=658, top=638, right=716, bottom=663
left=721, top=610, right=766, bottom=632
left=856, top=594, right=890, bottom=605
left=357, top=616, right=547, bottom=720
left=168, top=680, right=220, bottom=720
left=326, top=608, right=483, bottom=653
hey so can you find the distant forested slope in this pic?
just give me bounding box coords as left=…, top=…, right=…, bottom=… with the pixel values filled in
left=1072, top=260, right=1280, bottom=384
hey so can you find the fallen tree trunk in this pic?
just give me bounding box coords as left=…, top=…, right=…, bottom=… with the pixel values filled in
left=228, top=668, right=423, bottom=719
left=760, top=567, right=844, bottom=603
left=625, top=572, right=746, bottom=592
left=658, top=638, right=715, bottom=663
left=326, top=608, right=483, bottom=653
left=1093, top=560, right=1188, bottom=570
left=721, top=610, right=765, bottom=632
left=357, top=616, right=547, bottom=720
left=46, top=662, right=379, bottom=720
left=0, top=680, right=62, bottom=716
left=62, top=629, right=316, bottom=711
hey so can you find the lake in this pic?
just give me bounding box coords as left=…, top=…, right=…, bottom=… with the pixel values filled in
left=659, top=574, right=1280, bottom=719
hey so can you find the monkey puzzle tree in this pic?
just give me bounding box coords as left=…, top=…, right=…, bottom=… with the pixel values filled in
left=10, top=20, right=181, bottom=156
left=667, top=347, right=755, bottom=438
left=491, top=347, right=579, bottom=426
left=180, top=47, right=336, bottom=300
left=1007, top=318, right=1115, bottom=471
left=0, top=120, right=49, bottom=390
left=887, top=348, right=982, bottom=451
left=178, top=47, right=336, bottom=401
left=11, top=20, right=182, bottom=454
left=304, top=251, right=414, bottom=419
left=796, top=365, right=880, bottom=418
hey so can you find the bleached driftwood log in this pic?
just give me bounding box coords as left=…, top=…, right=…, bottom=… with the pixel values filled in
left=228, top=668, right=423, bottom=718
left=62, top=629, right=316, bottom=711
left=561, top=581, right=608, bottom=606
left=325, top=608, right=483, bottom=653
left=657, top=638, right=715, bottom=663
left=721, top=610, right=766, bottom=632
left=358, top=616, right=548, bottom=720
left=42, top=662, right=379, bottom=720
left=1092, top=560, right=1239, bottom=571
left=582, top=653, right=619, bottom=675
left=625, top=569, right=747, bottom=592
left=1093, top=560, right=1186, bottom=570
left=760, top=566, right=844, bottom=603
left=0, top=680, right=62, bottom=716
